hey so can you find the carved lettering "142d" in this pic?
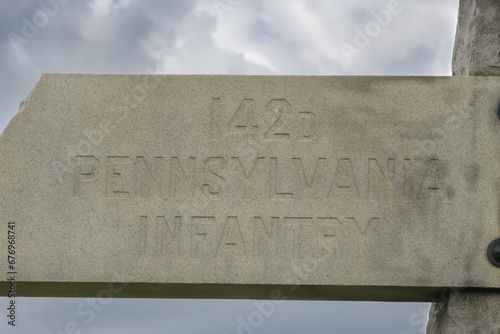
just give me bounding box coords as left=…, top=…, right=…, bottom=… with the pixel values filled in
left=210, top=98, right=316, bottom=141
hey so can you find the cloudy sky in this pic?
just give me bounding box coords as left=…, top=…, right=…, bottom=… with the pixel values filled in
left=0, top=0, right=460, bottom=333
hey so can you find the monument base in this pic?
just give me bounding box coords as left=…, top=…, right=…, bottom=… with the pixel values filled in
left=426, top=289, right=500, bottom=333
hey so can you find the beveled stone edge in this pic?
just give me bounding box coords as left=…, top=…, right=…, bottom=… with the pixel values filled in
left=2, top=281, right=491, bottom=302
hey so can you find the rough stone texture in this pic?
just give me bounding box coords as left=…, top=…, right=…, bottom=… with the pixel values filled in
left=426, top=290, right=500, bottom=334
left=452, top=0, right=500, bottom=76
left=1, top=74, right=500, bottom=300
left=427, top=2, right=500, bottom=331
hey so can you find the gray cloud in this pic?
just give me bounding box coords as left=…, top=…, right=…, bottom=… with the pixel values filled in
left=0, top=0, right=458, bottom=129
left=0, top=0, right=457, bottom=332
left=4, top=297, right=430, bottom=334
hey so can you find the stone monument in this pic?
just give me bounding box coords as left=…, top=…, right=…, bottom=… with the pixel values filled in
left=0, top=1, right=498, bottom=333
left=0, top=75, right=499, bottom=304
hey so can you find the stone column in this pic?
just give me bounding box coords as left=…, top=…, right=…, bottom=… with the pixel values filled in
left=426, top=289, right=500, bottom=333
left=427, top=1, right=500, bottom=332
left=452, top=0, right=500, bottom=75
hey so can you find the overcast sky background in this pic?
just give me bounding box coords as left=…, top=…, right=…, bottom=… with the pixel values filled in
left=0, top=0, right=460, bottom=333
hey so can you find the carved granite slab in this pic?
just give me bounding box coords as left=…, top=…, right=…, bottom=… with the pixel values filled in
left=0, top=74, right=499, bottom=301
